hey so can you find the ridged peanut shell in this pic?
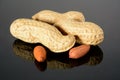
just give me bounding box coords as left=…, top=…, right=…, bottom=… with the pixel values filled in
left=55, top=19, right=104, bottom=45
left=10, top=18, right=75, bottom=52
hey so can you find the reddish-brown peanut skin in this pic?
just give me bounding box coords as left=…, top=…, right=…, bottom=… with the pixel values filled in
left=33, top=46, right=46, bottom=62
left=69, top=45, right=90, bottom=59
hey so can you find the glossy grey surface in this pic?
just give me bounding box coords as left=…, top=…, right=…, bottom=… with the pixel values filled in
left=0, top=0, right=120, bottom=80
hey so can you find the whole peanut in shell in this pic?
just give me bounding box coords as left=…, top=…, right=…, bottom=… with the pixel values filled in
left=32, top=10, right=85, bottom=24
left=10, top=18, right=75, bottom=53
left=55, top=19, right=104, bottom=45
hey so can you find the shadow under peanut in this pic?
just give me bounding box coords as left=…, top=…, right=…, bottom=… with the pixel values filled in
left=12, top=39, right=103, bottom=71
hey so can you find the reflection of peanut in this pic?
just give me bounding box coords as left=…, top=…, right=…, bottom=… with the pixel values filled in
left=55, top=19, right=104, bottom=45
left=10, top=18, right=75, bottom=52
left=32, top=10, right=85, bottom=24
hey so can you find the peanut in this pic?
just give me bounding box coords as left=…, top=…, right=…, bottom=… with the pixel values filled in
left=69, top=45, right=90, bottom=59
left=32, top=10, right=85, bottom=24
left=63, top=11, right=85, bottom=21
left=10, top=18, right=75, bottom=52
left=32, top=10, right=104, bottom=45
left=33, top=46, right=46, bottom=62
left=55, top=19, right=104, bottom=45
left=32, top=10, right=61, bottom=24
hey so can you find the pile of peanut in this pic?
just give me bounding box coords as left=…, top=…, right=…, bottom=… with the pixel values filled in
left=10, top=10, right=104, bottom=62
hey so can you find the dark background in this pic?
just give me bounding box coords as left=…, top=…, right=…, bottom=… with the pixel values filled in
left=0, top=0, right=120, bottom=80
